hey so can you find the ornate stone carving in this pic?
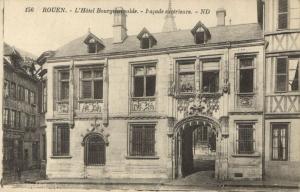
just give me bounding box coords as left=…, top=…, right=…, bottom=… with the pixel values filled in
left=177, top=92, right=220, bottom=117
left=131, top=97, right=155, bottom=112
left=238, top=95, right=254, bottom=108
left=79, top=100, right=103, bottom=113
left=57, top=102, right=69, bottom=113
left=81, top=117, right=110, bottom=146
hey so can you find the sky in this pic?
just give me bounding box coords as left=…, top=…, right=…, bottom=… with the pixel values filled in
left=3, top=0, right=258, bottom=57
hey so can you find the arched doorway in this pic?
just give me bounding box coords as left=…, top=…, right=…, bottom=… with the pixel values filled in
left=84, top=134, right=106, bottom=166
left=173, top=115, right=221, bottom=178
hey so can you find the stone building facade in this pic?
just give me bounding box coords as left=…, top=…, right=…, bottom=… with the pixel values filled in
left=41, top=5, right=266, bottom=180
left=2, top=43, right=45, bottom=183
left=263, top=0, right=300, bottom=181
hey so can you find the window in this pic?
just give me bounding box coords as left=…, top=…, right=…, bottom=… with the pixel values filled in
left=80, top=69, right=103, bottom=99
left=133, top=65, right=156, bottom=97
left=30, top=91, right=35, bottom=104
left=278, top=0, right=300, bottom=29
left=278, top=0, right=288, bottom=29
left=3, top=109, right=9, bottom=127
left=178, top=60, right=195, bottom=93
left=238, top=57, right=255, bottom=93
left=141, top=33, right=150, bottom=49
left=10, top=110, right=16, bottom=128
left=32, top=141, right=39, bottom=162
left=42, top=80, right=47, bottom=112
left=129, top=124, right=156, bottom=156
left=84, top=134, right=106, bottom=165
left=87, top=38, right=97, bottom=53
left=42, top=134, right=46, bottom=160
left=25, top=113, right=30, bottom=131
left=271, top=123, right=288, bottom=161
left=19, top=86, right=24, bottom=101
left=4, top=80, right=9, bottom=97
left=202, top=60, right=219, bottom=93
left=25, top=88, right=29, bottom=103
left=59, top=71, right=69, bottom=100
left=15, top=111, right=21, bottom=129
left=276, top=57, right=299, bottom=92
left=237, top=123, right=255, bottom=154
left=10, top=82, right=16, bottom=99
left=195, top=28, right=205, bottom=44
left=53, top=124, right=70, bottom=156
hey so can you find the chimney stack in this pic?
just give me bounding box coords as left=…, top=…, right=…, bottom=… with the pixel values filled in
left=216, top=8, right=226, bottom=26
left=113, top=7, right=127, bottom=43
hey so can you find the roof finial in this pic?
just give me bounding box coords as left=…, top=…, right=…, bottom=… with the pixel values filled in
left=162, top=0, right=177, bottom=32
left=88, top=27, right=91, bottom=33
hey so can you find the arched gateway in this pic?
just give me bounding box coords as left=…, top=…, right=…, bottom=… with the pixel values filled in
left=172, top=115, right=222, bottom=178
left=170, top=93, right=229, bottom=180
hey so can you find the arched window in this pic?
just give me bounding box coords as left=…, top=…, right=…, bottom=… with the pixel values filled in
left=84, top=134, right=105, bottom=166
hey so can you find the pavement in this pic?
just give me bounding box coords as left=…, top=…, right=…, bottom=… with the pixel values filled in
left=3, top=170, right=300, bottom=190
left=31, top=171, right=300, bottom=189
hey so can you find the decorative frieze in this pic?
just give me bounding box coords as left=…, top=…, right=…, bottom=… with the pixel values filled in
left=131, top=97, right=156, bottom=112
left=78, top=100, right=103, bottom=113
left=237, top=94, right=255, bottom=108
left=57, top=101, right=69, bottom=113
left=177, top=92, right=221, bottom=117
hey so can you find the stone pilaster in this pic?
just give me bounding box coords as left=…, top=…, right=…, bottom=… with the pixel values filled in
left=69, top=60, right=75, bottom=128
left=102, top=58, right=109, bottom=126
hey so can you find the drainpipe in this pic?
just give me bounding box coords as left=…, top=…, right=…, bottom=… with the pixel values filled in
left=262, top=0, right=266, bottom=181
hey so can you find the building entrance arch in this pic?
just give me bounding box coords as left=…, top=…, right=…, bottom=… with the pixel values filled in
left=172, top=115, right=222, bottom=178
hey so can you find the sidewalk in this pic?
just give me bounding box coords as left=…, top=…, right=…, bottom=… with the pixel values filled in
left=36, top=178, right=168, bottom=185
left=33, top=171, right=300, bottom=189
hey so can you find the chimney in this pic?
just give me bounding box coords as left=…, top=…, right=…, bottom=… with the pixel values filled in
left=113, top=7, right=127, bottom=43
left=216, top=8, right=226, bottom=26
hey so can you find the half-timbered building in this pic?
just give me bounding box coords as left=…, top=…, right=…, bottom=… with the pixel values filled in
left=263, top=0, right=300, bottom=181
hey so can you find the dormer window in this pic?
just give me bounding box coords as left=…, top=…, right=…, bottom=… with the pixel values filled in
left=88, top=38, right=97, bottom=53
left=84, top=32, right=105, bottom=54
left=195, top=28, right=205, bottom=44
left=191, top=21, right=211, bottom=44
left=141, top=33, right=150, bottom=49
left=137, top=28, right=157, bottom=49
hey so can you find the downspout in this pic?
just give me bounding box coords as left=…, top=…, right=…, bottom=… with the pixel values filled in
left=262, top=0, right=266, bottom=181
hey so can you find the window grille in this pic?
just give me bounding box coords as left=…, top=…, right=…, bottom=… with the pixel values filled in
left=237, top=123, right=255, bottom=154
left=85, top=135, right=106, bottom=165
left=129, top=124, right=156, bottom=156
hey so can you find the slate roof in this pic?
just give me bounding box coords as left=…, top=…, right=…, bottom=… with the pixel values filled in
left=54, top=23, right=263, bottom=58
